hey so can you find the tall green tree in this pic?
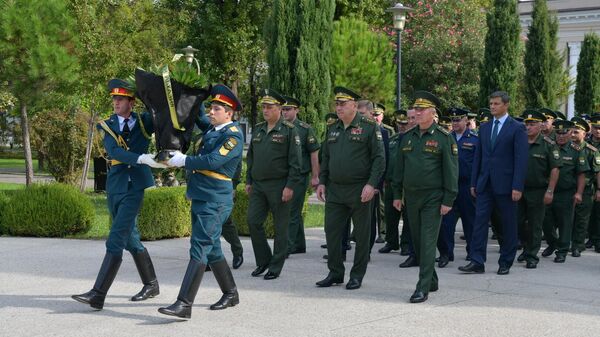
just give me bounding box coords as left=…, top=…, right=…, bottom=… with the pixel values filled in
left=401, top=0, right=487, bottom=110
left=0, top=0, right=79, bottom=185
left=574, top=33, right=600, bottom=115
left=478, top=0, right=521, bottom=108
left=266, top=0, right=335, bottom=132
left=331, top=17, right=395, bottom=108
left=523, top=0, right=565, bottom=109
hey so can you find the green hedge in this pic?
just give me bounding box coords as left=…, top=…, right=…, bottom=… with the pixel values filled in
left=231, top=184, right=275, bottom=238
left=138, top=186, right=191, bottom=240
left=0, top=191, right=10, bottom=234
left=0, top=183, right=94, bottom=237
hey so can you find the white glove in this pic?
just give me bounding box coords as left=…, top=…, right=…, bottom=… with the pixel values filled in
left=167, top=151, right=187, bottom=168
left=137, top=154, right=167, bottom=169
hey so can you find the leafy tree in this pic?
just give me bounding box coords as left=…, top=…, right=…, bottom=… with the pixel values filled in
left=331, top=17, right=395, bottom=108
left=523, top=0, right=567, bottom=109
left=0, top=0, right=79, bottom=185
left=401, top=0, right=487, bottom=110
left=574, top=33, right=600, bottom=115
left=334, top=0, right=389, bottom=27
left=478, top=0, right=521, bottom=109
left=266, top=0, right=335, bottom=133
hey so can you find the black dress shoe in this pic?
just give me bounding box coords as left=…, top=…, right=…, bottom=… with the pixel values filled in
left=232, top=255, right=243, bottom=269
left=378, top=244, right=396, bottom=254
left=289, top=248, right=306, bottom=254
left=321, top=244, right=327, bottom=249
left=316, top=274, right=344, bottom=287
left=458, top=262, right=485, bottom=274
left=497, top=266, right=510, bottom=275
left=554, top=255, right=566, bottom=263
left=595, top=246, right=600, bottom=253
left=525, top=261, right=537, bottom=269
left=458, top=262, right=485, bottom=273
left=541, top=246, right=555, bottom=257
left=572, top=248, right=581, bottom=257
left=517, top=251, right=526, bottom=262
left=263, top=271, right=279, bottom=280
left=585, top=239, right=593, bottom=249
left=345, top=278, right=362, bottom=290
left=409, top=290, right=428, bottom=303
left=429, top=284, right=439, bottom=292
left=399, top=256, right=418, bottom=268
left=251, top=265, right=267, bottom=277
left=437, top=255, right=449, bottom=268
left=375, top=236, right=385, bottom=244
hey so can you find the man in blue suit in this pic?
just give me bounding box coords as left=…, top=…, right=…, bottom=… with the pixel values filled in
left=459, top=91, right=528, bottom=275
left=73, top=79, right=166, bottom=310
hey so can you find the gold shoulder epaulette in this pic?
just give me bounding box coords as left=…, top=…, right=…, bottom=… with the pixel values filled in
left=282, top=120, right=295, bottom=128
left=543, top=136, right=556, bottom=145
left=586, top=143, right=598, bottom=152
left=256, top=121, right=266, bottom=126
left=229, top=125, right=240, bottom=133
left=436, top=124, right=450, bottom=135
left=361, top=116, right=376, bottom=124
left=570, top=143, right=581, bottom=151
left=298, top=120, right=310, bottom=129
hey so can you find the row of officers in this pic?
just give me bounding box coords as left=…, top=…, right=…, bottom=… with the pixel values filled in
left=72, top=79, right=600, bottom=319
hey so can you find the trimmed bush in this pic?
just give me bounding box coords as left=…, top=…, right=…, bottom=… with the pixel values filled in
left=1, top=183, right=94, bottom=237
left=138, top=186, right=191, bottom=240
left=231, top=184, right=275, bottom=238
left=0, top=191, right=11, bottom=234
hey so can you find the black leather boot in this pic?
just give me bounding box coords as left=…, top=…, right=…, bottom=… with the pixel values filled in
left=158, top=259, right=205, bottom=319
left=72, top=253, right=122, bottom=310
left=209, top=259, right=239, bottom=310
left=130, top=248, right=160, bottom=301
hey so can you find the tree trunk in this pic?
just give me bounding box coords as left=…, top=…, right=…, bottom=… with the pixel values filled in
left=80, top=106, right=97, bottom=192
left=20, top=101, right=34, bottom=186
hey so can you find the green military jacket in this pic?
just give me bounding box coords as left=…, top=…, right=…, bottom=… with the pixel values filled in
left=319, top=112, right=385, bottom=187
left=246, top=117, right=302, bottom=188
left=382, top=123, right=396, bottom=136
left=576, top=140, right=600, bottom=190
left=555, top=141, right=589, bottom=192
left=293, top=118, right=320, bottom=175
left=385, top=132, right=403, bottom=181
left=524, top=134, right=562, bottom=189
left=392, top=123, right=458, bottom=206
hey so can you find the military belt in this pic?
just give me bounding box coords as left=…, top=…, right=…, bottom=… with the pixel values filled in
left=193, top=170, right=232, bottom=181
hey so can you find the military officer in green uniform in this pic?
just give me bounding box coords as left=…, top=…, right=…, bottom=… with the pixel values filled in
left=281, top=95, right=321, bottom=255
left=540, top=108, right=557, bottom=141
left=73, top=79, right=166, bottom=310
left=587, top=114, right=600, bottom=252
left=316, top=86, right=385, bottom=290
left=246, top=89, right=302, bottom=280
left=438, top=116, right=452, bottom=132
left=542, top=120, right=587, bottom=262
left=392, top=91, right=458, bottom=303
left=570, top=117, right=600, bottom=257
left=517, top=110, right=561, bottom=269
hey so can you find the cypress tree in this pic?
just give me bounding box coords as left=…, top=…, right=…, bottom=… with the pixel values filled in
left=523, top=0, right=553, bottom=108
left=265, top=0, right=335, bottom=133
left=478, top=0, right=521, bottom=107
left=574, top=33, right=600, bottom=115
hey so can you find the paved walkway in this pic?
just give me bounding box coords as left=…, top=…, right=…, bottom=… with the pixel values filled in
left=1, top=228, right=600, bottom=337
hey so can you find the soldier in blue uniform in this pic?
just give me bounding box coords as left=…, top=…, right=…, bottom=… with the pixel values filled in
left=436, top=107, right=478, bottom=268
left=158, top=85, right=244, bottom=319
left=72, top=79, right=166, bottom=310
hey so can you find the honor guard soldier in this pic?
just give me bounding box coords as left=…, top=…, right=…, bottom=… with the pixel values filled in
left=73, top=79, right=166, bottom=310
left=392, top=91, right=458, bottom=303
left=436, top=107, right=478, bottom=267
left=542, top=120, right=588, bottom=262
left=159, top=84, right=244, bottom=318
left=587, top=114, right=600, bottom=252
left=316, top=86, right=385, bottom=290
left=281, top=95, right=321, bottom=255
left=246, top=89, right=302, bottom=280
left=570, top=117, right=600, bottom=257
left=516, top=110, right=561, bottom=269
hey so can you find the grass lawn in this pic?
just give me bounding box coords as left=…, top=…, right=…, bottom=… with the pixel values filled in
left=0, top=158, right=43, bottom=173
left=304, top=203, right=325, bottom=228
left=0, top=182, right=24, bottom=190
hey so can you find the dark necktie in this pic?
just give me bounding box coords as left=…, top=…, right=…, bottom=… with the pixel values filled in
left=491, top=119, right=500, bottom=147
left=122, top=118, right=130, bottom=139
